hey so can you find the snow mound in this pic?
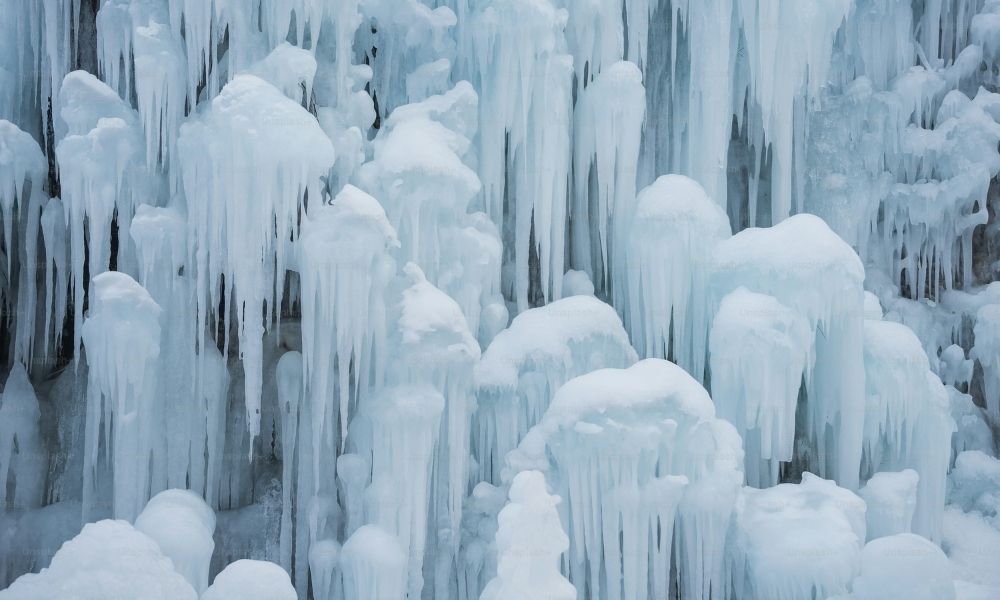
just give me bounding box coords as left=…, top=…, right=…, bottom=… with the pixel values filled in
left=0, top=520, right=196, bottom=600
left=853, top=533, right=955, bottom=600
left=727, top=473, right=866, bottom=600
left=134, top=489, right=215, bottom=594
left=202, top=560, right=296, bottom=600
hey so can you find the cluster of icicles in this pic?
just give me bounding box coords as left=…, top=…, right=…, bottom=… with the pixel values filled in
left=0, top=0, right=999, bottom=600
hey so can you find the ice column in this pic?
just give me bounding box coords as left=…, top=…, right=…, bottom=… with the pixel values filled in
left=96, top=0, right=186, bottom=169
left=711, top=214, right=866, bottom=489
left=80, top=271, right=162, bottom=521
left=479, top=471, right=576, bottom=600
left=388, top=263, right=480, bottom=584
left=0, top=363, right=44, bottom=508
left=573, top=61, right=645, bottom=300
left=0, top=120, right=46, bottom=366
left=56, top=71, right=146, bottom=358
left=505, top=359, right=743, bottom=600
left=709, top=288, right=812, bottom=487
left=473, top=295, right=637, bottom=484
left=352, top=385, right=443, bottom=599
left=340, top=525, right=407, bottom=600
left=470, top=0, right=573, bottom=309
left=862, top=319, right=956, bottom=542
left=736, top=0, right=851, bottom=223
left=177, top=74, right=334, bottom=440
left=298, top=184, right=397, bottom=468
left=626, top=175, right=731, bottom=379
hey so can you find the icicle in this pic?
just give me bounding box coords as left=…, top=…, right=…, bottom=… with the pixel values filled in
left=177, top=73, right=334, bottom=441
left=572, top=61, right=645, bottom=300
left=56, top=71, right=146, bottom=360
left=40, top=197, right=69, bottom=359
left=625, top=175, right=731, bottom=379
left=862, top=319, right=956, bottom=542
left=736, top=0, right=851, bottom=223
left=0, top=120, right=46, bottom=368
left=352, top=385, right=444, bottom=599
left=470, top=0, right=573, bottom=309
left=0, top=363, right=45, bottom=509
left=81, top=271, right=162, bottom=522
left=503, top=359, right=743, bottom=600
left=709, top=288, right=813, bottom=487
left=297, top=183, right=396, bottom=468
left=711, top=214, right=866, bottom=489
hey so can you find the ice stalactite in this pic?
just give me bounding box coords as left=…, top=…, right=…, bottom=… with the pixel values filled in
left=862, top=319, right=956, bottom=542
left=0, top=120, right=47, bottom=367
left=725, top=473, right=866, bottom=600
left=40, top=198, right=69, bottom=359
left=358, top=82, right=504, bottom=339
left=709, top=287, right=813, bottom=488
left=736, top=0, right=852, bottom=224
left=504, top=359, right=743, bottom=600
left=134, top=489, right=216, bottom=595
left=359, top=0, right=457, bottom=121
left=479, top=471, right=576, bottom=600
left=473, top=295, right=637, bottom=485
left=56, top=71, right=146, bottom=359
left=859, top=469, right=919, bottom=540
left=470, top=0, right=573, bottom=310
left=0, top=364, right=45, bottom=509
left=96, top=0, right=186, bottom=170
left=351, top=385, right=443, bottom=599
left=841, top=0, right=915, bottom=91
left=676, top=0, right=737, bottom=208
left=177, top=73, right=334, bottom=441
left=712, top=214, right=866, bottom=489
left=573, top=61, right=645, bottom=301
left=340, top=525, right=408, bottom=600
left=387, top=263, right=480, bottom=593
left=972, top=304, right=1000, bottom=424
left=298, top=183, right=397, bottom=469
left=293, top=183, right=396, bottom=592
left=80, top=271, right=162, bottom=522
left=625, top=175, right=731, bottom=379
left=131, top=204, right=228, bottom=504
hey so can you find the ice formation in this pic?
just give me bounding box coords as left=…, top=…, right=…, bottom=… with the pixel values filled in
left=0, top=520, right=197, bottom=600
left=504, top=359, right=743, bottom=600
left=711, top=214, right=866, bottom=489
left=2, top=0, right=1000, bottom=598
left=852, top=533, right=956, bottom=600
left=479, top=471, right=576, bottom=600
left=473, top=295, right=637, bottom=484
left=710, top=287, right=812, bottom=487
left=726, top=473, right=866, bottom=600
left=862, top=319, right=955, bottom=541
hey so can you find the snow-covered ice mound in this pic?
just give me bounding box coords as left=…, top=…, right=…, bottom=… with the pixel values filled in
left=726, top=473, right=866, bottom=600
left=0, top=520, right=197, bottom=600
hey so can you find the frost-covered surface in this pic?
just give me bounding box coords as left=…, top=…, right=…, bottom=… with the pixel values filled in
left=2, top=0, right=1000, bottom=598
